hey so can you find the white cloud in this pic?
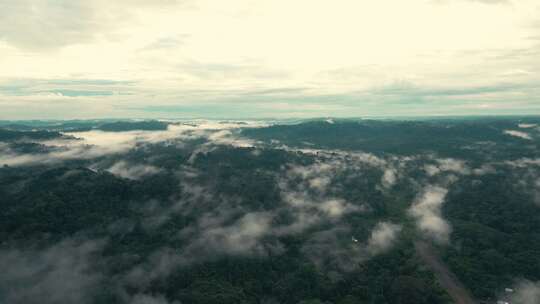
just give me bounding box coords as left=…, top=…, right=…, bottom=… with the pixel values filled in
left=170, top=190, right=279, bottom=261
left=277, top=159, right=368, bottom=233
left=0, top=239, right=105, bottom=304
left=424, top=164, right=441, bottom=176
left=278, top=190, right=357, bottom=234
left=504, top=158, right=540, bottom=168
left=472, top=164, right=496, bottom=175
left=518, top=123, right=537, bottom=129
left=510, top=281, right=540, bottom=304
left=107, top=161, right=162, bottom=180
left=424, top=158, right=470, bottom=176
left=318, top=199, right=359, bottom=218
left=366, top=222, right=402, bottom=255
left=504, top=130, right=533, bottom=140
left=0, top=121, right=262, bottom=166
left=381, top=168, right=397, bottom=188
left=197, top=212, right=274, bottom=255
left=287, top=161, right=338, bottom=193
left=300, top=221, right=402, bottom=272
left=408, top=185, right=451, bottom=243
left=308, top=176, right=332, bottom=192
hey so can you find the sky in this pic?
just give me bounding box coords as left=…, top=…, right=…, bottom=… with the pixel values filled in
left=0, top=0, right=539, bottom=119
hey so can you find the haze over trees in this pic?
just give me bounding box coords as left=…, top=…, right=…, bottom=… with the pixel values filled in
left=1, top=118, right=539, bottom=303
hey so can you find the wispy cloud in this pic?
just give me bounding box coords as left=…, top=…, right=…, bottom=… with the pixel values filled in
left=424, top=158, right=470, bottom=176
left=408, top=185, right=451, bottom=244
left=0, top=238, right=105, bottom=304
left=510, top=280, right=540, bottom=304
left=107, top=161, right=162, bottom=180
left=504, top=130, right=533, bottom=140
left=366, top=222, right=402, bottom=255
left=0, top=121, right=263, bottom=166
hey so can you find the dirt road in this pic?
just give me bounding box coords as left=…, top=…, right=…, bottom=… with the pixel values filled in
left=415, top=241, right=477, bottom=304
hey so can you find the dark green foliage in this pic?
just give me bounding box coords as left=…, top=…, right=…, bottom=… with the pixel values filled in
left=97, top=120, right=169, bottom=132
left=0, top=128, right=66, bottom=141
left=243, top=119, right=540, bottom=159
left=1, top=117, right=539, bottom=303
left=443, top=173, right=540, bottom=299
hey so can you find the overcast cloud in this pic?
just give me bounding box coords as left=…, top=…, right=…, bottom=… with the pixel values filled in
left=0, top=0, right=539, bottom=119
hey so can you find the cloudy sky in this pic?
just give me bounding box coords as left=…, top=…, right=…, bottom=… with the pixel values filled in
left=0, top=0, right=539, bottom=119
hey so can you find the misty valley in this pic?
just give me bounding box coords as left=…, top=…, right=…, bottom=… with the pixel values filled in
left=1, top=118, right=539, bottom=304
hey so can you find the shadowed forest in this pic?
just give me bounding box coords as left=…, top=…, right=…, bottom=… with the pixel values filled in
left=1, top=118, right=539, bottom=304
